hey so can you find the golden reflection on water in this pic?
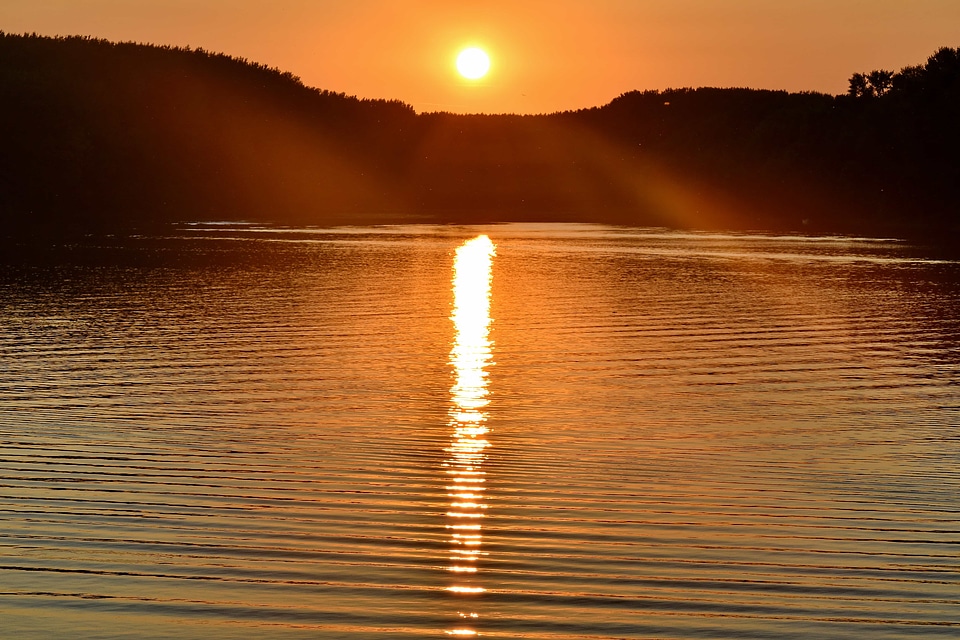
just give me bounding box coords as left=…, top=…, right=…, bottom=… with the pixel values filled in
left=444, top=235, right=496, bottom=636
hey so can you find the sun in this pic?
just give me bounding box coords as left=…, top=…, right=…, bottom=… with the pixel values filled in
left=456, top=47, right=490, bottom=80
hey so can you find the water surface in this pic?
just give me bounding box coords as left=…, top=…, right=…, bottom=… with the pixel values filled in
left=1, top=224, right=958, bottom=638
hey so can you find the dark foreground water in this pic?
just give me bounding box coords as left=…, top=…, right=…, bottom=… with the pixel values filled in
left=1, top=224, right=958, bottom=638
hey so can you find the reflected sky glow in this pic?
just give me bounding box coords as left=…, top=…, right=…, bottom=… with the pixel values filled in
left=444, top=235, right=496, bottom=635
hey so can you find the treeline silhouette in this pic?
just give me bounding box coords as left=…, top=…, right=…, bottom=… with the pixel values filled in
left=1, top=33, right=958, bottom=237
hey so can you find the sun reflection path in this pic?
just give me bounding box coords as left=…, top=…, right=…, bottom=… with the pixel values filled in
left=445, top=235, right=496, bottom=636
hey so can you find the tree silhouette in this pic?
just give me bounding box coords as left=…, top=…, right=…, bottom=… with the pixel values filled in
left=848, top=70, right=893, bottom=97
left=867, top=70, right=894, bottom=95
left=848, top=72, right=870, bottom=97
left=1, top=33, right=958, bottom=240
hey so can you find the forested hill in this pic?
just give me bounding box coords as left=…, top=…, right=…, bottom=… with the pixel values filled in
left=1, top=33, right=958, bottom=237
left=0, top=33, right=418, bottom=233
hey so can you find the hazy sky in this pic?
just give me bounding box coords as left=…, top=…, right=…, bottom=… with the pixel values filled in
left=2, top=1, right=958, bottom=113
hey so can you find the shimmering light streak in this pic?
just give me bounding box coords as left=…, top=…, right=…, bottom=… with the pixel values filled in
left=444, top=235, right=496, bottom=633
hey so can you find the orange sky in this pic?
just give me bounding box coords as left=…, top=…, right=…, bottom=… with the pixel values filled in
left=2, top=0, right=958, bottom=114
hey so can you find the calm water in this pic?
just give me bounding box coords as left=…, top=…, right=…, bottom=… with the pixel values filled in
left=1, top=223, right=958, bottom=638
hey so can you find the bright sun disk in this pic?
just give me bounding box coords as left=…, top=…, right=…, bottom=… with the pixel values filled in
left=456, top=48, right=490, bottom=80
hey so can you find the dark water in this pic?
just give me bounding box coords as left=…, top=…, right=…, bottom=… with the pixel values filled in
left=1, top=224, right=958, bottom=638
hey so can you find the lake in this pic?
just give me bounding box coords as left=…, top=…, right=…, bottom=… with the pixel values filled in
left=1, top=223, right=958, bottom=638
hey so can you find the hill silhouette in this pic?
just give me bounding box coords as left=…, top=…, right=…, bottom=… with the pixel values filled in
left=1, top=33, right=958, bottom=238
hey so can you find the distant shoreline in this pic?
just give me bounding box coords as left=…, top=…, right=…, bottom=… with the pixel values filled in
left=1, top=33, right=958, bottom=242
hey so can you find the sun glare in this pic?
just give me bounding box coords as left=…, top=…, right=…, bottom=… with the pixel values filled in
left=444, top=235, right=495, bottom=634
left=456, top=47, right=490, bottom=80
